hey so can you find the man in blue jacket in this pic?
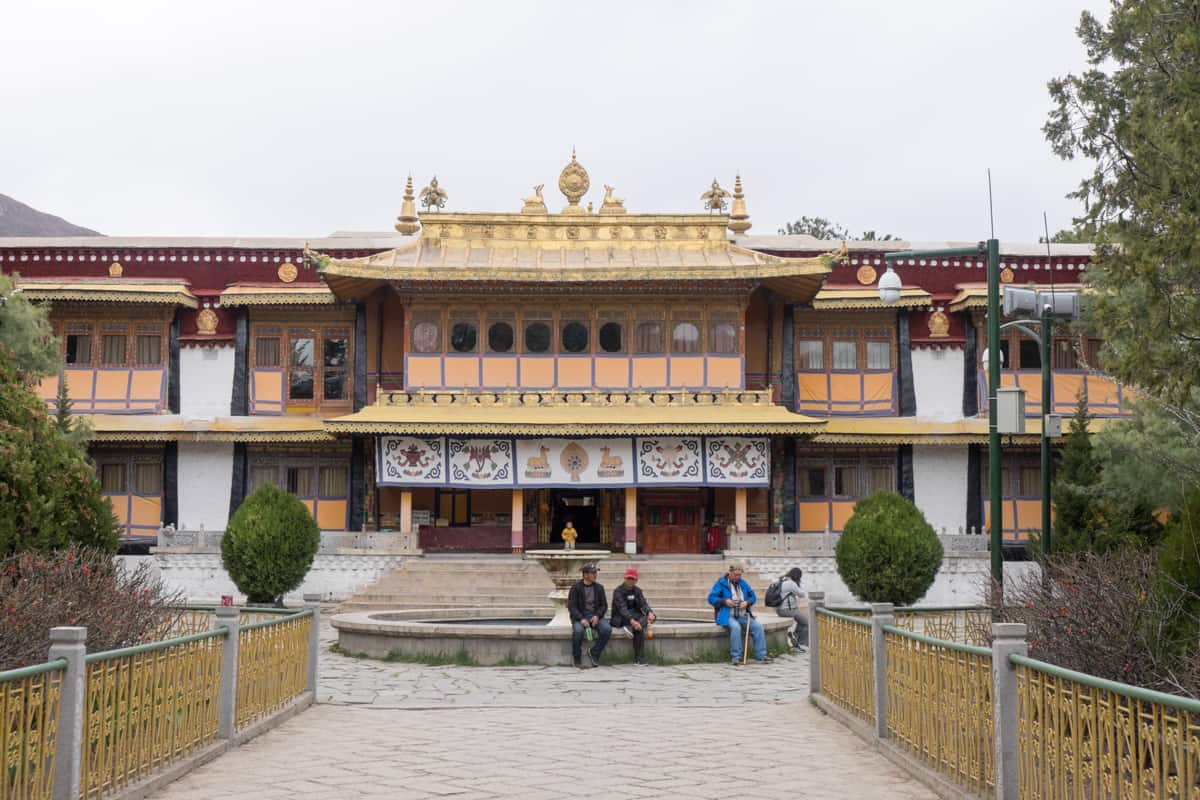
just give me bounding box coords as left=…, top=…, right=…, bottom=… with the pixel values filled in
left=707, top=564, right=767, bottom=665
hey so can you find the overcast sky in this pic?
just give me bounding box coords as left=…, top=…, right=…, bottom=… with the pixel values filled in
left=2, top=1, right=1108, bottom=242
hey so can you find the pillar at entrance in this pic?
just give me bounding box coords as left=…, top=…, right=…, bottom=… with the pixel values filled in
left=400, top=489, right=413, bottom=533
left=624, top=487, right=637, bottom=554
left=511, top=489, right=524, bottom=553
left=735, top=487, right=748, bottom=534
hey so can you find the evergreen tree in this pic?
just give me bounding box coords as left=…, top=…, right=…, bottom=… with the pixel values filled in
left=52, top=374, right=91, bottom=449
left=0, top=344, right=117, bottom=556
left=1053, top=396, right=1102, bottom=552
left=0, top=273, right=59, bottom=381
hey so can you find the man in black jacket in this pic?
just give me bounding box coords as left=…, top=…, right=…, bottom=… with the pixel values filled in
left=611, top=567, right=657, bottom=666
left=567, top=563, right=611, bottom=668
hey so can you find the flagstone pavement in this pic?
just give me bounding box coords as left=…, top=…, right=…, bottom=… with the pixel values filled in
left=149, top=622, right=935, bottom=800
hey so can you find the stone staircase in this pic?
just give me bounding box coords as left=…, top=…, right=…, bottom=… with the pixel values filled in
left=338, top=554, right=776, bottom=616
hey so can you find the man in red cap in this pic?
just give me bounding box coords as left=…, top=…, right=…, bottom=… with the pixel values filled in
left=611, top=567, right=657, bottom=666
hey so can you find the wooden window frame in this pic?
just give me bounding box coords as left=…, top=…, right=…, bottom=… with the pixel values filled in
left=251, top=323, right=355, bottom=412
left=55, top=319, right=167, bottom=368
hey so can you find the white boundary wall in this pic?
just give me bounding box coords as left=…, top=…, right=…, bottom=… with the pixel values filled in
left=180, top=345, right=233, bottom=418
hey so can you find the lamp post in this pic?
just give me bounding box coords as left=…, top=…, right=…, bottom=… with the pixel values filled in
left=883, top=241, right=1004, bottom=585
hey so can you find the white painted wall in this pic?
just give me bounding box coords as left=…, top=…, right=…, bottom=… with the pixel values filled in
left=913, top=445, right=969, bottom=536
left=912, top=346, right=965, bottom=420
left=180, top=345, right=233, bottom=418
left=155, top=553, right=408, bottom=603
left=177, top=441, right=234, bottom=532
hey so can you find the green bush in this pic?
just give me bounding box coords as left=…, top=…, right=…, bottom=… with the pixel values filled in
left=0, top=344, right=118, bottom=556
left=1158, top=489, right=1200, bottom=647
left=835, top=491, right=943, bottom=606
left=221, top=484, right=320, bottom=605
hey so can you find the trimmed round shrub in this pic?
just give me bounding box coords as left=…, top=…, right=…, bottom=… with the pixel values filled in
left=221, top=484, right=319, bottom=605
left=835, top=491, right=943, bottom=606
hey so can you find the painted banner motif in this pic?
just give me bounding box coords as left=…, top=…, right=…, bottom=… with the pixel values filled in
left=635, top=437, right=704, bottom=485
left=705, top=437, right=769, bottom=484
left=448, top=438, right=514, bottom=486
left=379, top=436, right=444, bottom=484
left=377, top=436, right=768, bottom=487
left=515, top=438, right=634, bottom=486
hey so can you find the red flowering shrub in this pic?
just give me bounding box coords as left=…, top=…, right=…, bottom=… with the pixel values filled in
left=990, top=549, right=1200, bottom=697
left=0, top=546, right=183, bottom=670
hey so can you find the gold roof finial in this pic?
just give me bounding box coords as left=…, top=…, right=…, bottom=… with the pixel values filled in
left=727, top=174, right=752, bottom=234
left=701, top=178, right=730, bottom=214
left=395, top=174, right=421, bottom=235
left=558, top=150, right=590, bottom=215
left=419, top=175, right=448, bottom=212
left=521, top=184, right=547, bottom=214
left=599, top=184, right=627, bottom=215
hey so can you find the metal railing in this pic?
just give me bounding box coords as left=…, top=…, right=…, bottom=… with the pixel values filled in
left=884, top=625, right=995, bottom=794
left=80, top=631, right=224, bottom=799
left=0, top=659, right=66, bottom=800
left=1012, top=654, right=1200, bottom=800
left=7, top=599, right=320, bottom=800
left=235, top=610, right=312, bottom=730
left=815, top=607, right=875, bottom=722
left=829, top=605, right=992, bottom=646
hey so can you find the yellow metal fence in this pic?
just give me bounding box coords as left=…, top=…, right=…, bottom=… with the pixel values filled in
left=831, top=606, right=991, bottom=646
left=816, top=608, right=875, bottom=723
left=80, top=631, right=224, bottom=799
left=235, top=610, right=312, bottom=730
left=884, top=626, right=995, bottom=795
left=0, top=660, right=64, bottom=800
left=1013, top=655, right=1200, bottom=800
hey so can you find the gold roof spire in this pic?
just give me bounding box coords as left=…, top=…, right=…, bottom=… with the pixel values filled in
left=728, top=174, right=752, bottom=234
left=558, top=150, right=590, bottom=215
left=395, top=174, right=420, bottom=235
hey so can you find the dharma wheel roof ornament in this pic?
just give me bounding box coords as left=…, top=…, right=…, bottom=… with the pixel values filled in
left=558, top=148, right=590, bottom=215
left=395, top=174, right=421, bottom=235
left=727, top=174, right=752, bottom=234
left=419, top=176, right=448, bottom=212
left=701, top=178, right=729, bottom=214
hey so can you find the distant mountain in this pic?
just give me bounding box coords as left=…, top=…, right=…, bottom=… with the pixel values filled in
left=0, top=194, right=100, bottom=237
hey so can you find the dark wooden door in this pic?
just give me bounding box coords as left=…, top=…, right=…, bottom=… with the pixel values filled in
left=642, top=502, right=700, bottom=554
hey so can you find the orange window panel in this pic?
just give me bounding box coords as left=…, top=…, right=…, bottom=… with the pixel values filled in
left=594, top=358, right=631, bottom=389
left=443, top=357, right=481, bottom=388
left=104, top=495, right=131, bottom=527
left=829, top=374, right=862, bottom=409
left=129, top=368, right=164, bottom=404
left=556, top=357, right=591, bottom=388
left=130, top=495, right=162, bottom=528
left=38, top=374, right=59, bottom=403
left=668, top=356, right=704, bottom=388
left=863, top=372, right=893, bottom=402
left=706, top=357, right=742, bottom=389
left=797, top=373, right=829, bottom=408
left=518, top=357, right=555, bottom=388
left=301, top=499, right=316, bottom=517
left=1052, top=373, right=1085, bottom=413
left=481, top=357, right=518, bottom=389
left=631, top=357, right=667, bottom=388
left=62, top=369, right=96, bottom=406
left=984, top=500, right=1017, bottom=533
left=830, top=501, right=856, bottom=532
left=251, top=370, right=285, bottom=413
left=93, top=370, right=131, bottom=409
left=1015, top=500, right=1042, bottom=533
left=316, top=500, right=348, bottom=531
left=1086, top=374, right=1121, bottom=407
left=798, top=502, right=828, bottom=533
left=405, top=356, right=443, bottom=388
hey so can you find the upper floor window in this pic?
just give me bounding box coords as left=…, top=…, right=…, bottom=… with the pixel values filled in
left=252, top=325, right=351, bottom=405
left=524, top=318, right=552, bottom=354
left=56, top=322, right=164, bottom=368
left=798, top=340, right=823, bottom=370
left=410, top=316, right=441, bottom=353
left=634, top=321, right=665, bottom=355
left=561, top=320, right=589, bottom=354
left=709, top=319, right=739, bottom=355
left=598, top=311, right=626, bottom=354
left=487, top=319, right=514, bottom=354
left=832, top=341, right=857, bottom=370
left=671, top=320, right=702, bottom=354
left=450, top=316, right=478, bottom=354
left=866, top=341, right=891, bottom=370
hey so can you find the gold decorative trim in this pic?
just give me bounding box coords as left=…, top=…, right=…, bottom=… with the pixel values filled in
left=195, top=308, right=219, bottom=335
left=1000, top=267, right=1015, bottom=284
left=277, top=262, right=298, bottom=283
left=109, top=262, right=123, bottom=277
left=325, top=421, right=823, bottom=436
left=927, top=309, right=950, bottom=338
left=17, top=281, right=198, bottom=308
left=811, top=288, right=932, bottom=310
left=218, top=286, right=338, bottom=306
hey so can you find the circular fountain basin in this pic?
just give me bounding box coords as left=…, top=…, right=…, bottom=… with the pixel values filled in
left=331, top=607, right=791, bottom=666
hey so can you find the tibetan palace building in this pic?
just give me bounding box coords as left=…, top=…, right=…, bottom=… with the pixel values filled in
left=0, top=156, right=1128, bottom=556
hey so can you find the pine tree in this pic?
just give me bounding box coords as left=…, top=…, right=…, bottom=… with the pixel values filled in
left=52, top=374, right=91, bottom=449
left=1053, top=396, right=1101, bottom=552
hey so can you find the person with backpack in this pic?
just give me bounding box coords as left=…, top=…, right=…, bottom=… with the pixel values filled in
left=766, top=567, right=807, bottom=650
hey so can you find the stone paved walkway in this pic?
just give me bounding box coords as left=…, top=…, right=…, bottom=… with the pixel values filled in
left=150, top=622, right=935, bottom=799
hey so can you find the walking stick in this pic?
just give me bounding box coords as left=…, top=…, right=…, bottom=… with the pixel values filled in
left=742, top=607, right=751, bottom=665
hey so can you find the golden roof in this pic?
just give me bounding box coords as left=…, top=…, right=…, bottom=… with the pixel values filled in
left=14, top=278, right=199, bottom=308
left=812, top=415, right=1112, bottom=445
left=219, top=284, right=338, bottom=306
left=84, top=414, right=333, bottom=442
left=811, top=286, right=932, bottom=310
left=324, top=389, right=825, bottom=436
left=312, top=212, right=834, bottom=302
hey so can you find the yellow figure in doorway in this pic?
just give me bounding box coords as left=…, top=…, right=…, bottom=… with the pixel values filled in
left=561, top=518, right=578, bottom=551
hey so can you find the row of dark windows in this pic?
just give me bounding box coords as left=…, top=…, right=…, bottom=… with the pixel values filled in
left=412, top=318, right=739, bottom=357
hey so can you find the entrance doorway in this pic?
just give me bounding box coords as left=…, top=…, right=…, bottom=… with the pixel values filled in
left=552, top=490, right=600, bottom=547
left=640, top=489, right=704, bottom=554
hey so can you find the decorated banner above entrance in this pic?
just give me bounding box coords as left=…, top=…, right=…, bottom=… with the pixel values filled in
left=376, top=436, right=769, bottom=488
